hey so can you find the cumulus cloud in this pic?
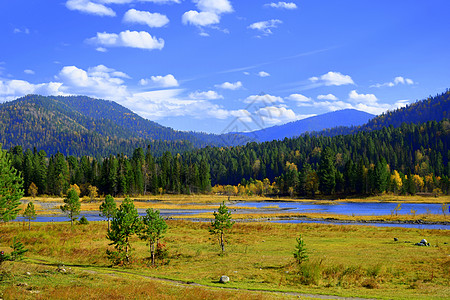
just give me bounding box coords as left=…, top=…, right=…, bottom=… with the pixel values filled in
left=371, top=76, right=415, bottom=88
left=348, top=90, right=378, bottom=104
left=182, top=0, right=233, bottom=28
left=57, top=65, right=130, bottom=100
left=189, top=90, right=223, bottom=100
left=215, top=81, right=242, bottom=90
left=87, top=30, right=164, bottom=50
left=0, top=80, right=63, bottom=102
left=317, top=93, right=338, bottom=101
left=244, top=94, right=283, bottom=104
left=309, top=71, right=354, bottom=86
left=139, top=74, right=179, bottom=88
left=257, top=71, right=270, bottom=77
left=24, top=69, right=35, bottom=75
left=286, top=93, right=311, bottom=102
left=66, top=0, right=116, bottom=17
left=123, top=9, right=169, bottom=28
left=248, top=19, right=282, bottom=35
left=182, top=11, right=220, bottom=26
left=265, top=2, right=297, bottom=9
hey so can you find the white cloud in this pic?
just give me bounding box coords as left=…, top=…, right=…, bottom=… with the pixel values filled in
left=96, top=47, right=108, bottom=52
left=251, top=106, right=313, bottom=126
left=13, top=28, right=30, bottom=34
left=265, top=2, right=297, bottom=9
left=182, top=0, right=233, bottom=28
left=245, top=94, right=283, bottom=104
left=348, top=90, right=378, bottom=104
left=309, top=71, right=354, bottom=86
left=215, top=81, right=242, bottom=90
left=371, top=76, right=415, bottom=88
left=99, top=0, right=180, bottom=3
left=0, top=80, right=63, bottom=102
left=24, top=69, right=35, bottom=75
left=317, top=93, right=338, bottom=101
left=257, top=71, right=270, bottom=77
left=196, top=0, right=233, bottom=14
left=56, top=65, right=130, bottom=100
left=66, top=0, right=116, bottom=17
left=182, top=11, right=220, bottom=26
left=286, top=93, right=311, bottom=102
left=248, top=19, right=282, bottom=35
left=140, top=74, right=179, bottom=88
left=123, top=9, right=169, bottom=28
left=189, top=90, right=223, bottom=100
left=87, top=30, right=164, bottom=50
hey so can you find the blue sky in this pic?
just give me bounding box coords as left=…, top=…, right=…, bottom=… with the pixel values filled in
left=1, top=0, right=449, bottom=133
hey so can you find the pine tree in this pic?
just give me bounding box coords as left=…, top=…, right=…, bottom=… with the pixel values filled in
left=139, top=208, right=167, bottom=266
left=23, top=201, right=36, bottom=230
left=99, top=194, right=117, bottom=231
left=0, top=146, right=24, bottom=222
left=60, top=188, right=81, bottom=226
left=293, top=234, right=308, bottom=265
left=210, top=201, right=235, bottom=254
left=318, top=147, right=336, bottom=195
left=106, top=197, right=141, bottom=265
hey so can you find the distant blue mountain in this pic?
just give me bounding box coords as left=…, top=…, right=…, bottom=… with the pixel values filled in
left=240, top=109, right=375, bottom=142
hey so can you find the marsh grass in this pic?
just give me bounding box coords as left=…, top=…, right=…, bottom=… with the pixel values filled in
left=0, top=221, right=449, bottom=299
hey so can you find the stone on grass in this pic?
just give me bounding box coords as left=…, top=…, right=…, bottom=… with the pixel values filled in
left=394, top=238, right=398, bottom=241
left=219, top=275, right=230, bottom=283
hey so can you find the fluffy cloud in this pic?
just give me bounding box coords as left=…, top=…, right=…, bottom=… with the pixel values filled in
left=139, top=74, right=179, bottom=88
left=309, top=71, right=354, bottom=86
left=57, top=65, right=130, bottom=100
left=87, top=30, right=164, bottom=50
left=182, top=0, right=233, bottom=27
left=189, top=90, right=223, bottom=100
left=286, top=93, right=311, bottom=102
left=66, top=0, right=116, bottom=17
left=182, top=11, right=220, bottom=26
left=123, top=9, right=169, bottom=28
left=348, top=90, right=378, bottom=104
left=371, top=76, right=415, bottom=88
left=317, top=93, right=338, bottom=101
left=0, top=80, right=63, bottom=102
left=24, top=69, right=35, bottom=75
left=265, top=2, right=297, bottom=9
left=215, top=81, right=242, bottom=90
left=245, top=94, right=283, bottom=104
left=257, top=71, right=270, bottom=77
left=248, top=19, right=282, bottom=35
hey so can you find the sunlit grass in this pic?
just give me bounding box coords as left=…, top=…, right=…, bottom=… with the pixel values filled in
left=0, top=220, right=449, bottom=299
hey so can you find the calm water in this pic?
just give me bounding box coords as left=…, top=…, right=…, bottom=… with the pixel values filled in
left=15, top=201, right=449, bottom=230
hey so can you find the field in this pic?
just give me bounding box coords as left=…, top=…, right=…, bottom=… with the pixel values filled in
left=1, top=216, right=449, bottom=299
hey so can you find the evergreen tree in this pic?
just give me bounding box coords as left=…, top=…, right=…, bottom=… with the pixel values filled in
left=210, top=201, right=235, bottom=254
left=0, top=146, right=24, bottom=222
left=106, top=198, right=141, bottom=265
left=139, top=208, right=167, bottom=266
left=99, top=194, right=117, bottom=231
left=60, top=188, right=81, bottom=226
left=23, top=201, right=36, bottom=230
left=318, top=147, right=336, bottom=195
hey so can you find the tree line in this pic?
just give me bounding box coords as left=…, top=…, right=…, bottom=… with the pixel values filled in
left=4, top=119, right=450, bottom=198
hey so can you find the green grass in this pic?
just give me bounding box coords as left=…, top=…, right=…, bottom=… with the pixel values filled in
left=1, top=221, right=449, bottom=299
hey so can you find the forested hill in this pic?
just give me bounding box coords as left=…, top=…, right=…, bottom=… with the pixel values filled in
left=0, top=95, right=250, bottom=157
left=317, top=90, right=450, bottom=136
left=240, top=109, right=374, bottom=142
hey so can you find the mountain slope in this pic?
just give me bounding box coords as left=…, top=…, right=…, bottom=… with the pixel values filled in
left=0, top=95, right=249, bottom=156
left=316, top=90, right=450, bottom=137
left=240, top=109, right=374, bottom=142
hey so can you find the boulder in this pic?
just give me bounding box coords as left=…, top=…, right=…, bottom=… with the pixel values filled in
left=420, top=239, right=428, bottom=244
left=219, top=275, right=230, bottom=283
left=394, top=238, right=398, bottom=241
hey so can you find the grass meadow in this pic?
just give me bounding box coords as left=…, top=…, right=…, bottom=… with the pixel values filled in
left=0, top=218, right=449, bottom=299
